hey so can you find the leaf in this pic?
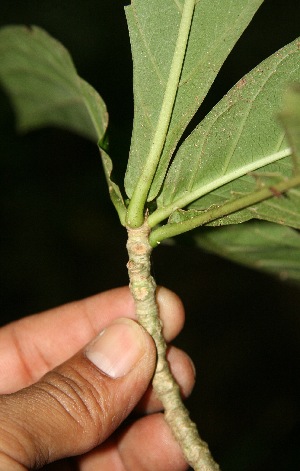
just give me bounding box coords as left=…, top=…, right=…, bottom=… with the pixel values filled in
left=100, top=149, right=127, bottom=226
left=124, top=0, right=263, bottom=201
left=167, top=166, right=300, bottom=229
left=280, top=83, right=300, bottom=169
left=0, top=25, right=128, bottom=226
left=193, top=221, right=300, bottom=283
left=150, top=38, right=300, bottom=228
left=0, top=25, right=108, bottom=143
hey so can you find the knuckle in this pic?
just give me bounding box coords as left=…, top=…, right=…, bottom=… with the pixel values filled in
left=0, top=360, right=116, bottom=468
left=32, top=362, right=112, bottom=443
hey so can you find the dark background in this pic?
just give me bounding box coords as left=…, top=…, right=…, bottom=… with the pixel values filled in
left=1, top=1, right=300, bottom=470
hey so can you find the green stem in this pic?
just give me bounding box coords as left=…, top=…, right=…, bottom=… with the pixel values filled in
left=126, top=222, right=220, bottom=471
left=126, top=0, right=196, bottom=228
left=148, top=148, right=292, bottom=228
left=149, top=173, right=300, bottom=246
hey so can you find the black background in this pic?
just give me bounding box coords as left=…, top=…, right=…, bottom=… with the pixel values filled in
left=1, top=1, right=300, bottom=470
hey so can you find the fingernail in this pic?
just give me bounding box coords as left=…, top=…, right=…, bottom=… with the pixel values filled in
left=85, top=319, right=146, bottom=379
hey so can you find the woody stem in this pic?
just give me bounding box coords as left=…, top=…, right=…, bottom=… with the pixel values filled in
left=126, top=221, right=220, bottom=471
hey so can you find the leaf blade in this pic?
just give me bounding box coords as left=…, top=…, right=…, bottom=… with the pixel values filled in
left=0, top=25, right=108, bottom=143
left=126, top=0, right=196, bottom=227
left=194, top=221, right=300, bottom=283
left=100, top=149, right=127, bottom=226
left=280, top=83, right=300, bottom=169
left=151, top=38, right=300, bottom=227
left=124, top=0, right=263, bottom=201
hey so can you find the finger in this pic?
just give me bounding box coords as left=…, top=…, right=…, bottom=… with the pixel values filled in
left=0, top=286, right=134, bottom=393
left=77, top=414, right=189, bottom=471
left=0, top=318, right=156, bottom=469
left=0, top=286, right=185, bottom=393
left=156, top=286, right=185, bottom=340
left=118, top=414, right=189, bottom=471
left=136, top=346, right=196, bottom=414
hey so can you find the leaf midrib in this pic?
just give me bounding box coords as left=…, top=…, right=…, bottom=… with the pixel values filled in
left=179, top=2, right=258, bottom=86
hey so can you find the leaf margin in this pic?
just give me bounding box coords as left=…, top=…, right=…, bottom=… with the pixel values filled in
left=0, top=24, right=108, bottom=143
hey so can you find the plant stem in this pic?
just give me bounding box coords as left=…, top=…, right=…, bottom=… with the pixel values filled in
left=149, top=173, right=300, bottom=246
left=126, top=0, right=196, bottom=228
left=148, top=147, right=292, bottom=228
left=126, top=221, right=220, bottom=471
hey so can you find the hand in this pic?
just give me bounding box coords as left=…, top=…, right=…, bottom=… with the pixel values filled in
left=0, top=287, right=194, bottom=470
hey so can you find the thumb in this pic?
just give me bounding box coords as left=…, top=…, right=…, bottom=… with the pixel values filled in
left=0, top=318, right=156, bottom=469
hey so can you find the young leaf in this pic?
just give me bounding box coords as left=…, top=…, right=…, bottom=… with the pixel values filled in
left=193, top=221, right=300, bottom=283
left=124, top=0, right=263, bottom=204
left=0, top=25, right=108, bottom=143
left=149, top=38, right=300, bottom=229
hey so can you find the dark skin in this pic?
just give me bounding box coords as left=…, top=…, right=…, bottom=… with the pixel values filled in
left=0, top=287, right=194, bottom=470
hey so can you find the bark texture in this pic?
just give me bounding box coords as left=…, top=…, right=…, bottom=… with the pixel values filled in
left=126, top=221, right=220, bottom=471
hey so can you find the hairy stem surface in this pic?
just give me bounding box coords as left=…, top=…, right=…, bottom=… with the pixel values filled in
left=126, top=221, right=220, bottom=471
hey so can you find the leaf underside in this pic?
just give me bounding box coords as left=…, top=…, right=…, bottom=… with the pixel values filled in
left=280, top=83, right=300, bottom=168
left=172, top=66, right=300, bottom=284
left=124, top=0, right=263, bottom=201
left=0, top=25, right=108, bottom=143
left=0, top=16, right=300, bottom=283
left=195, top=221, right=300, bottom=283
left=150, top=38, right=300, bottom=230
left=192, top=81, right=300, bottom=282
left=100, top=149, right=127, bottom=225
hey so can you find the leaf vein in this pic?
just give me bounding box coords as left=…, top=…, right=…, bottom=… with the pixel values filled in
left=132, top=4, right=165, bottom=85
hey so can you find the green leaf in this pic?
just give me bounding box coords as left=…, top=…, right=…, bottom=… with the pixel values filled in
left=0, top=25, right=128, bottom=226
left=0, top=25, right=108, bottom=143
left=125, top=0, right=196, bottom=227
left=167, top=165, right=300, bottom=229
left=149, top=173, right=300, bottom=246
left=150, top=38, right=300, bottom=229
left=193, top=221, right=300, bottom=283
left=100, top=149, right=127, bottom=226
left=124, top=0, right=263, bottom=202
left=280, top=83, right=300, bottom=169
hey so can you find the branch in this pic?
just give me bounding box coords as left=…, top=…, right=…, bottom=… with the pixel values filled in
left=126, top=222, right=220, bottom=471
left=149, top=173, right=300, bottom=247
